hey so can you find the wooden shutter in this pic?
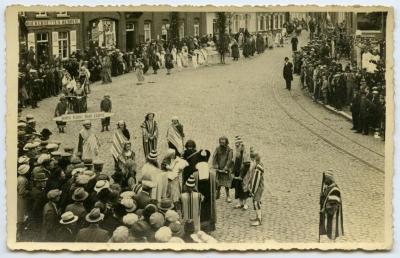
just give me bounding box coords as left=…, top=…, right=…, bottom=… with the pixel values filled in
left=70, top=30, right=77, bottom=53
left=52, top=31, right=59, bottom=57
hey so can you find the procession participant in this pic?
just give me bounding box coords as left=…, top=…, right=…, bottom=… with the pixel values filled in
left=180, top=175, right=203, bottom=233
left=100, top=95, right=112, bottom=132
left=231, top=39, right=240, bottom=61
left=350, top=90, right=361, bottom=131
left=291, top=34, right=299, bottom=52
left=79, top=61, right=91, bottom=94
left=54, top=94, right=68, bottom=133
left=41, top=189, right=62, bottom=241
left=283, top=57, right=294, bottom=91
left=135, top=58, right=145, bottom=85
left=140, top=150, right=168, bottom=202
left=116, top=142, right=137, bottom=190
left=161, top=149, right=181, bottom=210
left=150, top=50, right=160, bottom=74
left=76, top=208, right=109, bottom=242
left=100, top=54, right=112, bottom=84
left=77, top=120, right=100, bottom=161
left=166, top=116, right=185, bottom=156
left=134, top=173, right=156, bottom=210
left=111, top=120, right=130, bottom=171
left=73, top=81, right=87, bottom=113
left=231, top=136, right=251, bottom=210
left=181, top=43, right=189, bottom=67
left=248, top=154, right=264, bottom=226
left=182, top=140, right=201, bottom=188
left=165, top=49, right=174, bottom=75
left=212, top=136, right=233, bottom=202
left=192, top=149, right=216, bottom=232
left=56, top=211, right=79, bottom=242
left=141, top=113, right=158, bottom=159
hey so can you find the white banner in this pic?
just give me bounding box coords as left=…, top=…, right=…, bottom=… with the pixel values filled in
left=53, top=112, right=114, bottom=122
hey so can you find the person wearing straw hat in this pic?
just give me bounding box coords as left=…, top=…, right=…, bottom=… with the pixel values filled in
left=54, top=94, right=68, bottom=133
left=76, top=208, right=109, bottom=242
left=134, top=173, right=155, bottom=210
left=78, top=120, right=100, bottom=160
left=141, top=150, right=168, bottom=202
left=141, top=113, right=159, bottom=159
left=56, top=211, right=79, bottom=242
left=65, top=187, right=89, bottom=228
left=17, top=164, right=30, bottom=240
left=180, top=174, right=203, bottom=233
left=231, top=136, right=251, bottom=210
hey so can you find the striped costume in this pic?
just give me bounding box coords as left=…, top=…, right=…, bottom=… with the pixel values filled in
left=249, top=163, right=264, bottom=210
left=180, top=191, right=202, bottom=232
left=141, top=117, right=158, bottom=158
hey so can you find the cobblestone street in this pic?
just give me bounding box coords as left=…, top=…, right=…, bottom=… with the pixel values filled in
left=19, top=33, right=385, bottom=244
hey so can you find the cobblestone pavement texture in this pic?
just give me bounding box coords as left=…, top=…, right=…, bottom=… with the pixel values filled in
left=18, top=32, right=385, bottom=243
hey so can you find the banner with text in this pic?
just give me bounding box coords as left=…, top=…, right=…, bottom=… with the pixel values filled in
left=53, top=112, right=114, bottom=122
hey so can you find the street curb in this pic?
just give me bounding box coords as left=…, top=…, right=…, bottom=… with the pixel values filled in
left=316, top=101, right=353, bottom=122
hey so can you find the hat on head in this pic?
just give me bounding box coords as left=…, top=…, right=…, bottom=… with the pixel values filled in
left=82, top=120, right=91, bottom=126
left=165, top=210, right=179, bottom=223
left=157, top=198, right=174, bottom=212
left=117, top=120, right=125, bottom=126
left=149, top=212, right=165, bottom=230
left=33, top=172, right=48, bottom=182
left=18, top=164, right=30, bottom=175
left=18, top=155, right=30, bottom=164
left=155, top=226, right=172, bottom=242
left=169, top=222, right=184, bottom=237
left=70, top=156, right=81, bottom=164
left=23, top=143, right=34, bottom=151
left=121, top=198, right=137, bottom=213
left=234, top=135, right=243, bottom=144
left=47, top=189, right=62, bottom=200
left=37, top=154, right=51, bottom=165
left=110, top=226, right=129, bottom=243
left=97, top=173, right=109, bottom=181
left=72, top=187, right=89, bottom=201
left=122, top=213, right=139, bottom=226
left=85, top=208, right=104, bottom=223
left=64, top=147, right=74, bottom=153
left=120, top=191, right=135, bottom=199
left=71, top=167, right=86, bottom=176
left=94, top=180, right=110, bottom=193
left=83, top=170, right=96, bottom=180
left=185, top=174, right=196, bottom=188
left=27, top=119, right=36, bottom=124
left=18, top=122, right=27, bottom=128
left=147, top=150, right=158, bottom=160
left=40, top=128, right=52, bottom=137
left=141, top=174, right=157, bottom=189
left=171, top=116, right=179, bottom=121
left=131, top=220, right=152, bottom=239
left=31, top=141, right=41, bottom=148
left=26, top=114, right=34, bottom=121
left=60, top=211, right=79, bottom=225
left=76, top=174, right=90, bottom=185
left=60, top=152, right=72, bottom=158
left=50, top=151, right=62, bottom=157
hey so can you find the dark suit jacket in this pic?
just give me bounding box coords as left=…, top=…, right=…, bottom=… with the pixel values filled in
left=76, top=224, right=109, bottom=242
left=283, top=62, right=293, bottom=81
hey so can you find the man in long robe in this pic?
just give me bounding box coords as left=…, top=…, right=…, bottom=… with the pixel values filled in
left=111, top=120, right=130, bottom=171
left=193, top=149, right=216, bottom=233
left=141, top=113, right=158, bottom=159
left=182, top=140, right=201, bottom=189
left=77, top=120, right=100, bottom=160
left=212, top=136, right=233, bottom=202
left=140, top=150, right=168, bottom=202
left=166, top=116, right=184, bottom=156
left=180, top=174, right=203, bottom=233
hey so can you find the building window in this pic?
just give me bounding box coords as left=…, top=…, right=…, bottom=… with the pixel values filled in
left=179, top=21, right=184, bottom=39
left=35, top=32, right=49, bottom=64
left=90, top=19, right=117, bottom=48
left=56, top=12, right=69, bottom=17
left=194, top=19, right=200, bottom=36
left=213, top=19, right=217, bottom=35
left=36, top=12, right=48, bottom=18
left=126, top=22, right=135, bottom=32
left=36, top=32, right=48, bottom=43
left=280, top=14, right=284, bottom=28
left=144, top=22, right=151, bottom=42
left=58, top=32, right=69, bottom=60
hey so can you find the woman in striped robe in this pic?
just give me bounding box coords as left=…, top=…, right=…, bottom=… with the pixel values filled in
left=141, top=113, right=158, bottom=159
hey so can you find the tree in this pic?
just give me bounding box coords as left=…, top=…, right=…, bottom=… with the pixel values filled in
left=216, top=12, right=228, bottom=64
left=169, top=12, right=180, bottom=48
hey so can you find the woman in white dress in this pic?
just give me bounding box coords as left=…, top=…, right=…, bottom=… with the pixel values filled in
left=176, top=49, right=183, bottom=71
left=191, top=49, right=199, bottom=69
left=181, top=44, right=189, bottom=67
left=171, top=46, right=178, bottom=64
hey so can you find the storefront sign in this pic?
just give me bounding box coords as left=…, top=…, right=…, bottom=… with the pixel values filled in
left=25, top=18, right=80, bottom=27
left=53, top=112, right=114, bottom=122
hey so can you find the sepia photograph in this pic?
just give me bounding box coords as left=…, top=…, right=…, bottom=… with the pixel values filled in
left=5, top=5, right=394, bottom=251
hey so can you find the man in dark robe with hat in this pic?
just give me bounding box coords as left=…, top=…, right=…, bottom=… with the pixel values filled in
left=192, top=149, right=217, bottom=232
left=54, top=94, right=68, bottom=133
left=182, top=140, right=201, bottom=188
left=100, top=95, right=112, bottom=132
